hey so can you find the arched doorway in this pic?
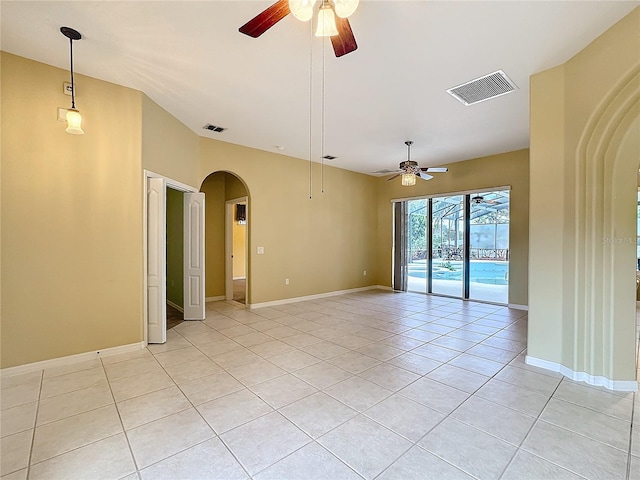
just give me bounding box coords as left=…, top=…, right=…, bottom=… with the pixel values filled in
left=572, top=68, right=639, bottom=387
left=200, top=171, right=250, bottom=306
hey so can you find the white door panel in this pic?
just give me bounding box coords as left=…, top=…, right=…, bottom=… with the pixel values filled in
left=184, top=192, right=205, bottom=320
left=147, top=177, right=166, bottom=343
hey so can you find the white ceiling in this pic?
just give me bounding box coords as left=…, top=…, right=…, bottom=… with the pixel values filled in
left=2, top=1, right=638, bottom=174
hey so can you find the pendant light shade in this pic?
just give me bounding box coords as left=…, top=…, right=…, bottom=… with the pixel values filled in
left=401, top=173, right=417, bottom=186
left=289, top=0, right=316, bottom=21
left=65, top=108, right=84, bottom=135
left=334, top=0, right=359, bottom=18
left=315, top=3, right=338, bottom=37
left=61, top=27, right=84, bottom=135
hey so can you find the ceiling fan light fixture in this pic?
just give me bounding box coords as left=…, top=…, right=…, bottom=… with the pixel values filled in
left=334, top=0, right=359, bottom=18
left=289, top=0, right=316, bottom=21
left=315, top=3, right=338, bottom=37
left=401, top=173, right=417, bottom=187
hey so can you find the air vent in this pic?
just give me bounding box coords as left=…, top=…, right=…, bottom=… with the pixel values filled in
left=203, top=124, right=226, bottom=133
left=446, top=70, right=517, bottom=106
left=323, top=155, right=337, bottom=160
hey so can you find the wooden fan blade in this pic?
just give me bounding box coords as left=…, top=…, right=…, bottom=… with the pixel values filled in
left=239, top=0, right=290, bottom=38
left=331, top=16, right=358, bottom=57
left=386, top=174, right=401, bottom=182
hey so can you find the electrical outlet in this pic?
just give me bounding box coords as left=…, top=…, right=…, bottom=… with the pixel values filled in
left=257, top=246, right=264, bottom=254
left=363, top=270, right=367, bottom=276
left=285, top=278, right=289, bottom=285
left=64, top=82, right=73, bottom=96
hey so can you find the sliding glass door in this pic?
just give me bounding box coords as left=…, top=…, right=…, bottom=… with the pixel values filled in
left=469, top=190, right=509, bottom=303
left=407, top=199, right=428, bottom=293
left=395, top=189, right=510, bottom=304
left=431, top=195, right=465, bottom=297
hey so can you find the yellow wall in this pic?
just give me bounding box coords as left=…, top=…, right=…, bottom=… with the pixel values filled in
left=141, top=95, right=200, bottom=189
left=375, top=149, right=529, bottom=306
left=529, top=7, right=640, bottom=383
left=1, top=53, right=143, bottom=367
left=201, top=172, right=226, bottom=298
left=199, top=139, right=379, bottom=305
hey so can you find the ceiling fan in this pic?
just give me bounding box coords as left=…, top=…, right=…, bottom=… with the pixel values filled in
left=374, top=141, right=448, bottom=186
left=471, top=195, right=501, bottom=205
left=239, top=0, right=358, bottom=57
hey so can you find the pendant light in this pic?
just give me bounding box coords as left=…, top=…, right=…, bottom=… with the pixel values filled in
left=315, top=0, right=338, bottom=37
left=60, top=27, right=84, bottom=135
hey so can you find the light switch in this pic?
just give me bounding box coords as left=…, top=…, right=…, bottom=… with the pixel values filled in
left=257, top=246, right=264, bottom=254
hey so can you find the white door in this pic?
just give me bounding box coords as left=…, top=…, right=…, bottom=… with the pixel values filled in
left=184, top=192, right=205, bottom=320
left=147, top=177, right=166, bottom=343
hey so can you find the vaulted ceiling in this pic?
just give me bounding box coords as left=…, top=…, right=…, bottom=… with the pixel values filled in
left=2, top=1, right=638, bottom=174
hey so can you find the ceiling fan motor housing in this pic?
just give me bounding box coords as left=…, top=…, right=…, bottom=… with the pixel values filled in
left=400, top=160, right=420, bottom=174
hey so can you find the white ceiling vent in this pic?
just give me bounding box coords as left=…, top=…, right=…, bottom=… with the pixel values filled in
left=447, top=70, right=517, bottom=106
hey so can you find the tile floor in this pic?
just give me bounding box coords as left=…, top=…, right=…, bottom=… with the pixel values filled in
left=1, top=290, right=637, bottom=479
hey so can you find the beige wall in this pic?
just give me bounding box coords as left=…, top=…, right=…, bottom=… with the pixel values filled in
left=201, top=172, right=226, bottom=298
left=1, top=53, right=144, bottom=367
left=199, top=139, right=379, bottom=305
left=529, top=7, right=640, bottom=383
left=141, top=95, right=200, bottom=188
left=375, top=149, right=529, bottom=307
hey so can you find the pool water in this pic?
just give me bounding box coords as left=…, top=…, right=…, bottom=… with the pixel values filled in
left=408, top=261, right=508, bottom=285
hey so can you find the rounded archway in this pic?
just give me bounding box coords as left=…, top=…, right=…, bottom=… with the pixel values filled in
left=200, top=171, right=251, bottom=306
left=571, top=67, right=640, bottom=387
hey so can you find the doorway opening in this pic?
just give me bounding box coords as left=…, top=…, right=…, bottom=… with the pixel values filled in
left=166, top=187, right=184, bottom=330
left=144, top=171, right=205, bottom=344
left=395, top=188, right=510, bottom=304
left=227, top=198, right=248, bottom=303
left=200, top=171, right=250, bottom=307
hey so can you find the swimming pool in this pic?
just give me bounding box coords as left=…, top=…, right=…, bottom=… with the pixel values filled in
left=408, top=261, right=508, bottom=285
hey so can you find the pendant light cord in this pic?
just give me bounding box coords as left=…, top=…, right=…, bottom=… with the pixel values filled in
left=308, top=20, right=313, bottom=200
left=69, top=37, right=76, bottom=109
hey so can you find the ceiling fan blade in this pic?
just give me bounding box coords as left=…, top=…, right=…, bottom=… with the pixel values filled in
left=386, top=173, right=401, bottom=182
left=419, top=172, right=434, bottom=181
left=421, top=167, right=448, bottom=173
left=331, top=16, right=358, bottom=57
left=239, top=0, right=290, bottom=38
left=373, top=169, right=402, bottom=174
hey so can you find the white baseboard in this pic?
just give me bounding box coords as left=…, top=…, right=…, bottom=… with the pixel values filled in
left=167, top=300, right=184, bottom=313
left=248, top=286, right=386, bottom=309
left=206, top=296, right=225, bottom=302
left=508, top=303, right=528, bottom=311
left=1, top=342, right=147, bottom=378
left=525, top=355, right=638, bottom=392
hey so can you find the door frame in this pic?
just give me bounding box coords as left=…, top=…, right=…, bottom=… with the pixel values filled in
left=225, top=196, right=249, bottom=303
left=143, top=170, right=199, bottom=344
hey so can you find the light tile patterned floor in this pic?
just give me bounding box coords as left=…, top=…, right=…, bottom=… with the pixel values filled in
left=1, top=290, right=637, bottom=479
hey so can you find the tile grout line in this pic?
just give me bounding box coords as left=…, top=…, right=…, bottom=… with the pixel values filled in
left=101, top=356, right=141, bottom=479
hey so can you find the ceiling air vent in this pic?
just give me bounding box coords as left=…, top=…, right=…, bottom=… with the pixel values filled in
left=446, top=70, right=517, bottom=106
left=203, top=124, right=226, bottom=133
left=323, top=155, right=337, bottom=160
